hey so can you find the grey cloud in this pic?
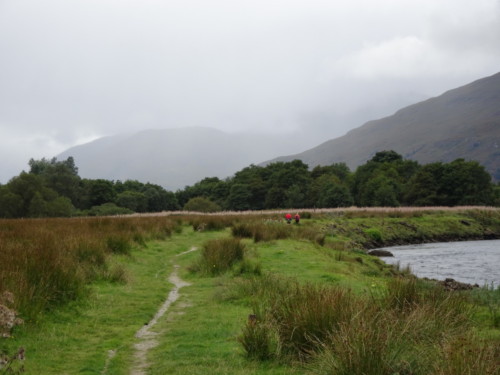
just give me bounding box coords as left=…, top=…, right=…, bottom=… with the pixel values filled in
left=0, top=0, right=499, bottom=183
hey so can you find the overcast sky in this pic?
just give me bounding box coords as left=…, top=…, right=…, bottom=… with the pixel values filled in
left=1, top=0, right=499, bottom=183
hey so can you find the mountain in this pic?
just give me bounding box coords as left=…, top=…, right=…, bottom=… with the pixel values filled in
left=265, top=72, right=500, bottom=181
left=57, top=127, right=310, bottom=190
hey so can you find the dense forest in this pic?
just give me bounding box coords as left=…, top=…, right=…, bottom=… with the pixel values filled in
left=0, top=151, right=498, bottom=218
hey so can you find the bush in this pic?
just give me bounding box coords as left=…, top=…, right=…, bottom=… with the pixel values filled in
left=183, top=197, right=221, bottom=213
left=87, top=203, right=133, bottom=216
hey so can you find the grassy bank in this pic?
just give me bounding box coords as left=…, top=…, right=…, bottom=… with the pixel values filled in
left=1, top=208, right=499, bottom=374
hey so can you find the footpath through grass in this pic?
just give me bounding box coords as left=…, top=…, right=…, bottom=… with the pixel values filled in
left=2, top=209, right=499, bottom=374
left=2, top=227, right=222, bottom=374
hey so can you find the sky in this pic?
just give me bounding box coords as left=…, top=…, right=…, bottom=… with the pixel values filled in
left=1, top=0, right=499, bottom=183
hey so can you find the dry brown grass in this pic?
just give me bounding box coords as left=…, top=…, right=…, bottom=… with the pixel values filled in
left=0, top=216, right=179, bottom=319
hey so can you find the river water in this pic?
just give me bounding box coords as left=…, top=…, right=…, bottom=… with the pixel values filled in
left=380, top=239, right=500, bottom=286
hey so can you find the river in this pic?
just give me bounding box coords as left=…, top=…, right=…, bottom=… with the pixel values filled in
left=380, top=239, right=500, bottom=286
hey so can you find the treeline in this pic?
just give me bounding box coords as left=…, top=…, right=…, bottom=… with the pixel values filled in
left=0, top=157, right=179, bottom=218
left=177, top=150, right=499, bottom=211
left=0, top=151, right=498, bottom=218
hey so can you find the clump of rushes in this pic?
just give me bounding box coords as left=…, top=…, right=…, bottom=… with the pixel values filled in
left=198, top=238, right=245, bottom=275
left=237, top=273, right=493, bottom=373
left=238, top=315, right=278, bottom=361
left=190, top=215, right=236, bottom=231
left=238, top=275, right=358, bottom=361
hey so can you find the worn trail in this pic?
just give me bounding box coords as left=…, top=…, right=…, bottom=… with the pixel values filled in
left=101, top=247, right=198, bottom=375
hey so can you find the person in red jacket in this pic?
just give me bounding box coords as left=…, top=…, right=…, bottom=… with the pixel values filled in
left=294, top=213, right=300, bottom=224
left=285, top=213, right=292, bottom=224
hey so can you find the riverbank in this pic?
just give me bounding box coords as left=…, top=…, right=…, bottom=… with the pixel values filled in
left=319, top=208, right=500, bottom=250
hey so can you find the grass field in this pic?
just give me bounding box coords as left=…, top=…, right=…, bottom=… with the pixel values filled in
left=1, top=208, right=499, bottom=374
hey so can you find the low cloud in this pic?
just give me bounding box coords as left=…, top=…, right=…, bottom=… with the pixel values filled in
left=0, top=0, right=499, bottom=183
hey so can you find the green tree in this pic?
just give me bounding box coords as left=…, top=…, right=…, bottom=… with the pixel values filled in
left=28, top=192, right=48, bottom=217
left=86, top=179, right=116, bottom=207
left=370, top=150, right=403, bottom=163
left=403, top=164, right=442, bottom=206
left=183, top=197, right=221, bottom=213
left=359, top=174, right=400, bottom=207
left=285, top=184, right=306, bottom=208
left=0, top=187, right=23, bottom=218
left=45, top=196, right=74, bottom=217
left=264, top=186, right=286, bottom=209
left=227, top=184, right=253, bottom=211
left=116, top=191, right=149, bottom=212
left=29, top=157, right=81, bottom=205
left=7, top=172, right=44, bottom=216
left=317, top=183, right=354, bottom=208
left=232, top=165, right=267, bottom=210
left=311, top=162, right=351, bottom=182
left=440, top=159, right=494, bottom=205
left=352, top=151, right=414, bottom=206
left=144, top=186, right=180, bottom=212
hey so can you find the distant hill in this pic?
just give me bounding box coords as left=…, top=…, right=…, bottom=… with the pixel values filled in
left=266, top=72, right=500, bottom=181
left=57, top=127, right=309, bottom=190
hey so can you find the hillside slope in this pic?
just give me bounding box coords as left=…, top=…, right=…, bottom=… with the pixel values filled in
left=58, top=127, right=307, bottom=190
left=267, top=72, right=500, bottom=181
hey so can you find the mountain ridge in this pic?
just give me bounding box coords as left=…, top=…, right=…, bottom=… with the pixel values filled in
left=58, top=127, right=313, bottom=190
left=265, top=72, right=500, bottom=181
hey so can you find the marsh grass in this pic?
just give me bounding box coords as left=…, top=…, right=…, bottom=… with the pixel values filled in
left=435, top=334, right=500, bottom=375
left=236, top=271, right=489, bottom=374
left=232, top=220, right=329, bottom=246
left=471, top=284, right=500, bottom=329
left=232, top=221, right=291, bottom=242
left=195, top=238, right=246, bottom=275
left=1, top=208, right=498, bottom=374
left=0, top=216, right=179, bottom=320
left=189, top=215, right=236, bottom=231
left=236, top=274, right=359, bottom=361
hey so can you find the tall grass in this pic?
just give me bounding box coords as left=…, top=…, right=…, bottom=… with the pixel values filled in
left=189, top=215, right=237, bottom=231
left=195, top=238, right=246, bottom=275
left=236, top=274, right=359, bottom=361
left=231, top=221, right=291, bottom=242
left=0, top=217, right=179, bottom=320
left=235, top=273, right=495, bottom=374
left=231, top=220, right=325, bottom=245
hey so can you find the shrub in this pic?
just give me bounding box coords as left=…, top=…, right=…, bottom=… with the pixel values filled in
left=183, top=197, right=221, bottom=213
left=87, top=203, right=133, bottom=216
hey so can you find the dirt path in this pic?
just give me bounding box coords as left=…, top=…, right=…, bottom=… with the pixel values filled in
left=102, top=247, right=198, bottom=375
left=130, top=247, right=197, bottom=375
